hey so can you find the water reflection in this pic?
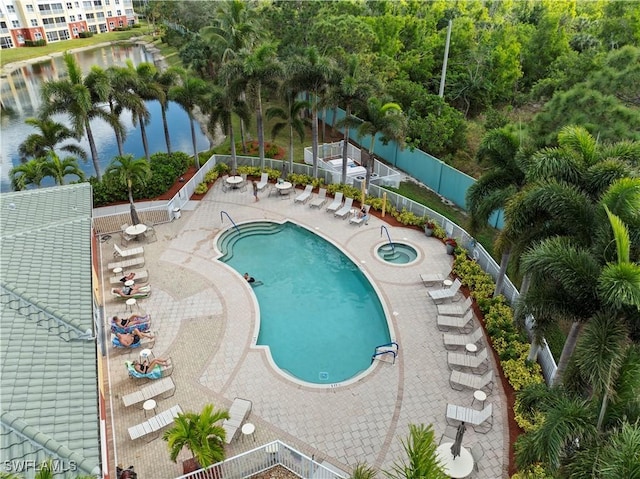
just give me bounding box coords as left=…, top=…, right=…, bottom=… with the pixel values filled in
left=0, top=44, right=210, bottom=192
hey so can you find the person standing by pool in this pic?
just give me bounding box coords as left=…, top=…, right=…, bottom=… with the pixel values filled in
left=252, top=180, right=259, bottom=202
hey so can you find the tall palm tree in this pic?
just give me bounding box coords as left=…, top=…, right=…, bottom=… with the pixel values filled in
left=18, top=117, right=87, bottom=162
left=105, top=154, right=151, bottom=226
left=266, top=86, right=309, bottom=174
left=154, top=68, right=180, bottom=154
left=163, top=404, right=230, bottom=469
left=353, top=97, right=407, bottom=187
left=466, top=127, right=530, bottom=297
left=288, top=47, right=336, bottom=177
left=85, top=64, right=132, bottom=157
left=204, top=79, right=251, bottom=175
left=169, top=69, right=209, bottom=169
left=242, top=42, right=283, bottom=170
left=9, top=158, right=45, bottom=190
left=40, top=150, right=85, bottom=185
left=331, top=55, right=375, bottom=184
left=124, top=61, right=163, bottom=162
left=40, top=52, right=117, bottom=180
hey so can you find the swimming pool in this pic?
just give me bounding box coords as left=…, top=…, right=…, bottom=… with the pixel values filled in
left=217, top=221, right=391, bottom=386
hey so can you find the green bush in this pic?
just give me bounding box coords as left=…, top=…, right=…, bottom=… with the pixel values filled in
left=213, top=162, right=230, bottom=175
left=204, top=169, right=219, bottom=183
left=194, top=182, right=209, bottom=194
left=25, top=39, right=47, bottom=47
left=78, top=31, right=94, bottom=38
left=326, top=183, right=361, bottom=199
left=393, top=208, right=425, bottom=227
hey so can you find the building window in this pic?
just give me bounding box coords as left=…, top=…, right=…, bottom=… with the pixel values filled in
left=99, top=23, right=107, bottom=32
left=1, top=36, right=14, bottom=48
left=66, top=2, right=72, bottom=8
left=39, top=5, right=51, bottom=13
left=118, top=20, right=123, bottom=26
left=72, top=26, right=78, bottom=36
left=116, top=9, right=121, bottom=15
left=17, top=33, right=24, bottom=44
left=89, top=24, right=96, bottom=32
left=11, top=20, right=19, bottom=27
left=93, top=0, right=102, bottom=6
left=107, top=11, right=112, bottom=17
left=42, top=18, right=54, bottom=26
left=109, top=21, right=114, bottom=29
left=69, top=15, right=75, bottom=21
left=96, top=12, right=104, bottom=18
left=77, top=13, right=82, bottom=19
left=105, top=0, right=110, bottom=4
left=59, top=29, right=69, bottom=39
left=34, top=31, right=42, bottom=40
left=6, top=5, right=15, bottom=13
left=75, top=2, right=79, bottom=7
left=46, top=31, right=58, bottom=41
left=30, top=19, right=38, bottom=26
left=26, top=5, right=34, bottom=12
left=83, top=1, right=91, bottom=7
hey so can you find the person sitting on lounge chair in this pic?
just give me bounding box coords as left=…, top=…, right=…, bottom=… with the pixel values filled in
left=112, top=313, right=149, bottom=329
left=118, top=272, right=137, bottom=283
left=115, top=328, right=153, bottom=347
left=114, top=283, right=146, bottom=297
left=132, top=357, right=170, bottom=374
left=357, top=206, right=367, bottom=218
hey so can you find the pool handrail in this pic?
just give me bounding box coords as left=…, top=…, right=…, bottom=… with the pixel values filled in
left=372, top=342, right=399, bottom=364
left=220, top=210, right=240, bottom=233
left=380, top=225, right=395, bottom=253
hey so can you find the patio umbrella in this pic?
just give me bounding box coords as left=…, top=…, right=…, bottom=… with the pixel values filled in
left=451, top=422, right=466, bottom=459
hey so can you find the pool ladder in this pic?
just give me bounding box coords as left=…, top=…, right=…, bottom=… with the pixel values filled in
left=371, top=342, right=399, bottom=364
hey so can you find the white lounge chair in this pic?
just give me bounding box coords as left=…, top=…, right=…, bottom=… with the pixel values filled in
left=443, top=327, right=484, bottom=350
left=309, top=188, right=327, bottom=208
left=108, top=256, right=145, bottom=271
left=446, top=403, right=493, bottom=433
left=349, top=204, right=370, bottom=226
left=122, top=376, right=176, bottom=407
left=114, top=243, right=144, bottom=258
left=256, top=172, right=269, bottom=191
left=326, top=192, right=344, bottom=213
left=335, top=197, right=354, bottom=219
left=110, top=269, right=149, bottom=285
left=295, top=184, right=313, bottom=204
left=222, top=397, right=252, bottom=444
left=449, top=370, right=494, bottom=392
left=420, top=273, right=446, bottom=286
left=428, top=278, right=462, bottom=304
left=437, top=310, right=474, bottom=332
left=447, top=348, right=488, bottom=372
left=128, top=404, right=183, bottom=440
left=437, top=297, right=473, bottom=317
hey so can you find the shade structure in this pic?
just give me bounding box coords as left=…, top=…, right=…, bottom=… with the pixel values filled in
left=451, top=422, right=466, bottom=459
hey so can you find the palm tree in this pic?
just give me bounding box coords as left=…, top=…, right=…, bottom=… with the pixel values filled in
left=105, top=154, right=151, bottom=226
left=40, top=52, right=117, bottom=180
left=385, top=424, right=448, bottom=479
left=18, top=117, right=87, bottom=162
left=331, top=55, right=375, bottom=184
left=266, top=86, right=309, bottom=174
left=242, top=42, right=283, bottom=170
left=518, top=180, right=640, bottom=384
left=163, top=404, right=230, bottom=470
left=40, top=150, right=85, bottom=185
left=353, top=97, right=407, bottom=187
left=154, top=68, right=180, bottom=154
left=204, top=78, right=251, bottom=175
left=288, top=47, right=336, bottom=177
left=169, top=69, right=209, bottom=169
left=9, top=158, right=45, bottom=190
left=85, top=64, right=132, bottom=157
left=466, top=127, right=530, bottom=297
left=122, top=61, right=163, bottom=162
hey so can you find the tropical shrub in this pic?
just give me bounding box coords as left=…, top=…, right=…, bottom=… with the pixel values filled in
left=326, top=183, right=361, bottom=199
left=287, top=173, right=315, bottom=186
left=194, top=182, right=208, bottom=194
left=213, top=162, right=230, bottom=175
left=236, top=165, right=261, bottom=177
left=204, top=169, right=219, bottom=183
left=392, top=208, right=425, bottom=227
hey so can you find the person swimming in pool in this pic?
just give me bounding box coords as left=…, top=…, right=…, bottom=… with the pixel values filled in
left=243, top=273, right=263, bottom=286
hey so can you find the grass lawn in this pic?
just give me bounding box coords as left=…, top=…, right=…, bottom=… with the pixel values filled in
left=1, top=25, right=149, bottom=67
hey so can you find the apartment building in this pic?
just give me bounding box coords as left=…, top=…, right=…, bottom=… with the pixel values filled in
left=0, top=0, right=137, bottom=49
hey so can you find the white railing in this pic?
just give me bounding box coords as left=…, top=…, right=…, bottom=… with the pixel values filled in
left=175, top=441, right=347, bottom=479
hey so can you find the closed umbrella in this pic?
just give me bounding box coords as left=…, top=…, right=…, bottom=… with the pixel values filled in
left=451, top=422, right=466, bottom=459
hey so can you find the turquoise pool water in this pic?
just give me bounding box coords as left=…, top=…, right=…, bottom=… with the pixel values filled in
left=376, top=242, right=418, bottom=264
left=218, top=221, right=391, bottom=385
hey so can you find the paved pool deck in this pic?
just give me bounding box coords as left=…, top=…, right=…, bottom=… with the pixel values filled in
left=99, top=181, right=508, bottom=478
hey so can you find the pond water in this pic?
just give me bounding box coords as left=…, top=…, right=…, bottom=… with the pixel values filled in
left=0, top=44, right=210, bottom=192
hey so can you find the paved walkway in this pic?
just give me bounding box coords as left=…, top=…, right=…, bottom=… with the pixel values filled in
left=100, top=182, right=508, bottom=479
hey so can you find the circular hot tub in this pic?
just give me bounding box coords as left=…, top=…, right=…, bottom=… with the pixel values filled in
left=376, top=242, right=418, bottom=265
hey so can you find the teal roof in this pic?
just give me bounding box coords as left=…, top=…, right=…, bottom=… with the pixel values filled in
left=0, top=184, right=101, bottom=478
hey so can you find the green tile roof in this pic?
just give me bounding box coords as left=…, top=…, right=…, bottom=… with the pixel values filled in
left=0, top=184, right=101, bottom=478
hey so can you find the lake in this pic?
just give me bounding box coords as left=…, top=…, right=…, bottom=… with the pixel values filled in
left=0, top=44, right=210, bottom=192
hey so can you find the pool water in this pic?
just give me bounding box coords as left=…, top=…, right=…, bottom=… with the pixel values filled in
left=377, top=243, right=418, bottom=264
left=218, top=221, right=391, bottom=385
